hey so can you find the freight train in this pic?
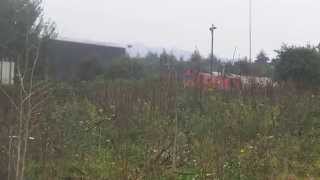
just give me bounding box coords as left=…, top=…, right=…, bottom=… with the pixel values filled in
left=183, top=69, right=273, bottom=91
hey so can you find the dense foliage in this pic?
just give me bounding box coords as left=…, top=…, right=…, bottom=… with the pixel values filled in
left=0, top=0, right=42, bottom=52
left=274, top=45, right=320, bottom=88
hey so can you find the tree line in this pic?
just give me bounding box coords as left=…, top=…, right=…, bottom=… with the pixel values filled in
left=1, top=0, right=320, bottom=89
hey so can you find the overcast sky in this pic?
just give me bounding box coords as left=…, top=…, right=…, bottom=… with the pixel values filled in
left=43, top=0, right=319, bottom=59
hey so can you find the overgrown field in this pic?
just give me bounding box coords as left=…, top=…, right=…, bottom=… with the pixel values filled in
left=1, top=79, right=320, bottom=180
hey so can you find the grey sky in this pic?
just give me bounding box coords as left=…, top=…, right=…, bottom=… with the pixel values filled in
left=43, top=0, right=320, bottom=59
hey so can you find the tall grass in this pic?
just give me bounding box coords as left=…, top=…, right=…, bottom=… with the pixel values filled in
left=1, top=78, right=320, bottom=179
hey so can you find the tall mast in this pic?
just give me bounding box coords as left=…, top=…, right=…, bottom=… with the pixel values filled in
left=209, top=24, right=217, bottom=75
left=249, top=0, right=253, bottom=62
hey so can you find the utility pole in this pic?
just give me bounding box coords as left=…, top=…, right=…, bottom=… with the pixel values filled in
left=249, top=0, right=253, bottom=63
left=209, top=24, right=217, bottom=75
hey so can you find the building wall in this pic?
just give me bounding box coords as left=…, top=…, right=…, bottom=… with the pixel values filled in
left=0, top=60, right=15, bottom=85
left=45, top=39, right=126, bottom=80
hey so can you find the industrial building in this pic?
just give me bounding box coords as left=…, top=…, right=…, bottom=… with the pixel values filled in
left=0, top=39, right=126, bottom=84
left=44, top=39, right=126, bottom=80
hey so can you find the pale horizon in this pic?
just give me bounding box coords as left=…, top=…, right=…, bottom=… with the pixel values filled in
left=43, top=0, right=320, bottom=59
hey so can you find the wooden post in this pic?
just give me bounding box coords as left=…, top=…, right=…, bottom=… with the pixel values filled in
left=0, top=57, right=3, bottom=84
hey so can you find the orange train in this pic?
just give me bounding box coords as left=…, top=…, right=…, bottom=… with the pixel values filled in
left=183, top=69, right=242, bottom=91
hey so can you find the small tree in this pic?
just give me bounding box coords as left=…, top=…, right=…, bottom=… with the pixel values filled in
left=255, top=50, right=269, bottom=64
left=0, top=1, right=55, bottom=180
left=251, top=50, right=273, bottom=77
left=190, top=49, right=202, bottom=73
left=160, top=50, right=170, bottom=72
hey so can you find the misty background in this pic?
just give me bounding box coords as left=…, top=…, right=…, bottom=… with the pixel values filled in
left=43, top=0, right=320, bottom=59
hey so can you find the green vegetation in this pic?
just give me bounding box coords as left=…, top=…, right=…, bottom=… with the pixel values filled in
left=2, top=79, right=320, bottom=179
left=274, top=45, right=320, bottom=88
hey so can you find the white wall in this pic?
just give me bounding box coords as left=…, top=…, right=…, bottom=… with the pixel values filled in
left=0, top=60, right=15, bottom=85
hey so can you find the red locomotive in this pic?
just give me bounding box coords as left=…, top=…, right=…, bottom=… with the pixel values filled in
left=183, top=69, right=242, bottom=91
